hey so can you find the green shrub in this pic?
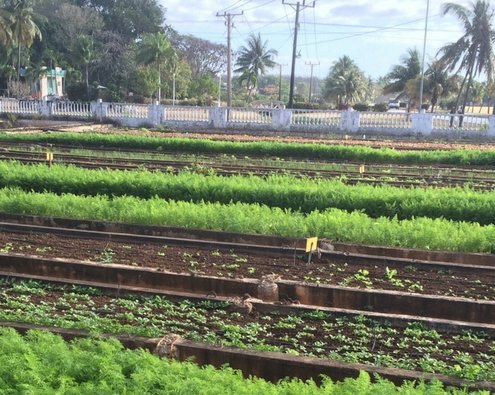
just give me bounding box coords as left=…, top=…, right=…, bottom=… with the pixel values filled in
left=373, top=103, right=389, bottom=112
left=353, top=103, right=371, bottom=111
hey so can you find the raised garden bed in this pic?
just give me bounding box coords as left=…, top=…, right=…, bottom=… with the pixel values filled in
left=0, top=278, right=494, bottom=384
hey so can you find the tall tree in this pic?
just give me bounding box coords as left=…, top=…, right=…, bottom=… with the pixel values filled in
left=35, top=2, right=103, bottom=56
left=170, top=32, right=227, bottom=78
left=469, top=80, right=486, bottom=111
left=74, top=0, right=164, bottom=41
left=136, top=32, right=175, bottom=101
left=424, top=60, right=458, bottom=112
left=383, top=49, right=421, bottom=96
left=234, top=33, right=278, bottom=98
left=9, top=0, right=42, bottom=80
left=0, top=8, right=12, bottom=46
left=323, top=55, right=366, bottom=108
left=438, top=1, right=495, bottom=114
left=0, top=45, right=16, bottom=95
left=73, top=34, right=94, bottom=98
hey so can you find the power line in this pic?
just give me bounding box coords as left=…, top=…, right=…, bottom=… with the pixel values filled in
left=217, top=0, right=247, bottom=14
left=166, top=17, right=457, bottom=35
left=242, top=0, right=277, bottom=12
left=222, top=0, right=253, bottom=13
left=299, top=15, right=440, bottom=46
left=241, top=13, right=255, bottom=35
left=301, top=7, right=310, bottom=59
left=311, top=6, right=319, bottom=62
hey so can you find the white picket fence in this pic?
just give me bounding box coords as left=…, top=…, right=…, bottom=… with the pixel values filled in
left=51, top=101, right=92, bottom=118
left=0, top=98, right=494, bottom=136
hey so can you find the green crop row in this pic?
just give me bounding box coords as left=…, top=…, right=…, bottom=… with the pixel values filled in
left=1, top=131, right=495, bottom=165
left=1, top=187, right=494, bottom=253
left=2, top=278, right=495, bottom=383
left=1, top=161, right=495, bottom=225
left=0, top=329, right=483, bottom=394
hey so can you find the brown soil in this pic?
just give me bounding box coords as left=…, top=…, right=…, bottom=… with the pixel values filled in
left=4, top=281, right=493, bottom=376
left=9, top=120, right=495, bottom=151
left=1, top=230, right=493, bottom=301
left=4, top=284, right=491, bottom=366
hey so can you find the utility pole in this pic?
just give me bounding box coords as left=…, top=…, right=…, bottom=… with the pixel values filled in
left=218, top=74, right=222, bottom=107
left=305, top=61, right=319, bottom=103
left=277, top=63, right=287, bottom=101
left=172, top=73, right=176, bottom=106
left=418, top=0, right=430, bottom=112
left=216, top=11, right=243, bottom=108
left=283, top=0, right=315, bottom=108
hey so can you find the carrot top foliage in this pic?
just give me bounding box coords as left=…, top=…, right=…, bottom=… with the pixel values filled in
left=1, top=132, right=495, bottom=165
left=0, top=328, right=488, bottom=394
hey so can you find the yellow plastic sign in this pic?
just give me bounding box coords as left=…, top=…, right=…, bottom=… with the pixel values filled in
left=359, top=164, right=365, bottom=174
left=46, top=152, right=54, bottom=161
left=305, top=237, right=318, bottom=253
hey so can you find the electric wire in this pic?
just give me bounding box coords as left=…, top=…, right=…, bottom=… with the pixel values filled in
left=312, top=6, right=320, bottom=63
left=242, top=0, right=277, bottom=12
left=300, top=14, right=442, bottom=46
left=217, top=0, right=245, bottom=14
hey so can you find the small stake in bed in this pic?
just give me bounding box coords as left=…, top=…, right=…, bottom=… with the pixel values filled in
left=305, top=237, right=318, bottom=265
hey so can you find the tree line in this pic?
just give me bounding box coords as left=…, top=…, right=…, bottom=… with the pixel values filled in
left=0, top=0, right=229, bottom=104
left=0, top=0, right=493, bottom=113
left=323, top=1, right=495, bottom=113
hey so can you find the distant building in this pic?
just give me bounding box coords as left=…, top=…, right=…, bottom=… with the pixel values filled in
left=20, top=67, right=66, bottom=99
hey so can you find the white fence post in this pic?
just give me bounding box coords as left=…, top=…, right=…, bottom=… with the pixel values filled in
left=489, top=116, right=495, bottom=137
left=39, top=100, right=50, bottom=117
left=411, top=111, right=433, bottom=135
left=90, top=101, right=98, bottom=119
left=340, top=108, right=360, bottom=132
left=90, top=99, right=108, bottom=122
left=209, top=107, right=227, bottom=128
left=271, top=109, right=292, bottom=131
left=147, top=101, right=163, bottom=126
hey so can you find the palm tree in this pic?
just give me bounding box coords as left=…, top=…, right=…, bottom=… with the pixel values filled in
left=9, top=0, right=42, bottom=81
left=383, top=48, right=421, bottom=97
left=0, top=8, right=12, bottom=47
left=73, top=34, right=94, bottom=98
left=136, top=32, right=175, bottom=101
left=323, top=55, right=366, bottom=108
left=438, top=1, right=495, bottom=116
left=0, top=44, right=16, bottom=95
left=424, top=60, right=458, bottom=112
left=234, top=33, right=278, bottom=98
left=468, top=80, right=486, bottom=111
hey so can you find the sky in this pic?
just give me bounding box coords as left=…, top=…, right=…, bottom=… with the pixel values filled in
left=159, top=0, right=478, bottom=80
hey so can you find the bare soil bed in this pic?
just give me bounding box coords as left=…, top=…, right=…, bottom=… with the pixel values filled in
left=7, top=120, right=495, bottom=151
left=1, top=230, right=493, bottom=301
left=1, top=277, right=494, bottom=382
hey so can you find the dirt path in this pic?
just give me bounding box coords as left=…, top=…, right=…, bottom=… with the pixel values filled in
left=5, top=120, right=495, bottom=151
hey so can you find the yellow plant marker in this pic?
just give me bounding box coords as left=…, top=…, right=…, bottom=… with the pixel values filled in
left=46, top=152, right=54, bottom=166
left=359, top=164, right=365, bottom=174
left=305, top=237, right=318, bottom=253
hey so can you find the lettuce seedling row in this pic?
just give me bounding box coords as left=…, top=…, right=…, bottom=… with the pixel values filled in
left=0, top=278, right=493, bottom=383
